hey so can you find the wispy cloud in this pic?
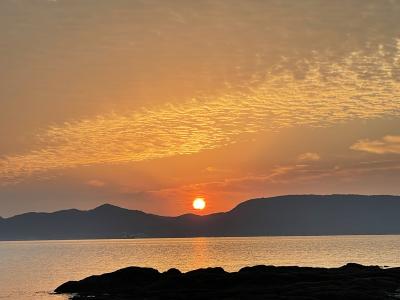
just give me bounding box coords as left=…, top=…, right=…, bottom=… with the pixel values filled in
left=86, top=179, right=106, bottom=187
left=297, top=152, right=321, bottom=162
left=1, top=45, right=400, bottom=184
left=147, top=159, right=400, bottom=197
left=351, top=135, right=400, bottom=154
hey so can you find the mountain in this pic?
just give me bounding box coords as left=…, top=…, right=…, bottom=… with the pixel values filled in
left=1, top=195, right=400, bottom=240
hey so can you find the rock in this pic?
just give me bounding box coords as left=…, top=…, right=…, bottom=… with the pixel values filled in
left=55, top=264, right=400, bottom=299
left=163, top=268, right=181, bottom=276
left=55, top=266, right=160, bottom=294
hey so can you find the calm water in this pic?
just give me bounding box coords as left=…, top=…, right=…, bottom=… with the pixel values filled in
left=1, top=236, right=400, bottom=299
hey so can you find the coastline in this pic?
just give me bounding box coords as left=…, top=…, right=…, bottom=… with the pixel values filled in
left=3, top=233, right=400, bottom=243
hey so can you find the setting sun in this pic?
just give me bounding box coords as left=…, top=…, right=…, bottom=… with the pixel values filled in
left=193, top=198, right=206, bottom=210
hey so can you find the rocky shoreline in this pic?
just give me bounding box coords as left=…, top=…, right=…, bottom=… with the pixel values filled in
left=55, top=263, right=400, bottom=299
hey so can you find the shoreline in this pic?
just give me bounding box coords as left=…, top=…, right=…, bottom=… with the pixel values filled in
left=4, top=233, right=400, bottom=243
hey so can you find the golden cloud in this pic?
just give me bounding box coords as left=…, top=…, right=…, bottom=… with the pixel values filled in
left=297, top=152, right=321, bottom=162
left=351, top=135, right=400, bottom=154
left=1, top=44, right=400, bottom=184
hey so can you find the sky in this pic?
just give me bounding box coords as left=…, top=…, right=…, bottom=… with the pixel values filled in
left=1, top=0, right=400, bottom=217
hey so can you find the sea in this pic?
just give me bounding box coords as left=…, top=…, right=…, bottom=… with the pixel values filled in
left=1, top=235, right=400, bottom=299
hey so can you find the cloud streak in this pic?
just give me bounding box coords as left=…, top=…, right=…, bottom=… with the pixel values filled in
left=1, top=45, right=400, bottom=184
left=297, top=152, right=321, bottom=162
left=351, top=135, right=400, bottom=154
left=142, top=159, right=400, bottom=205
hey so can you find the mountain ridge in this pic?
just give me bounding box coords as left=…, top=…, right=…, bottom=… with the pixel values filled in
left=2, top=194, right=400, bottom=240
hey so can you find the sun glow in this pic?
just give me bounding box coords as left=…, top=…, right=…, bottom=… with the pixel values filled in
left=193, top=198, right=206, bottom=210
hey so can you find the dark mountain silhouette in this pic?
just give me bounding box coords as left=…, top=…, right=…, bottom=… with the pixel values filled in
left=1, top=195, right=400, bottom=240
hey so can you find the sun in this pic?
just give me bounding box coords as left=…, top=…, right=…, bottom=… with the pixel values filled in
left=193, top=197, right=206, bottom=210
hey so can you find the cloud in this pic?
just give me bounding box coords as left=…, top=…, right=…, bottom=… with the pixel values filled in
left=31, top=158, right=398, bottom=216
left=351, top=135, right=400, bottom=154
left=297, top=152, right=321, bottom=162
left=146, top=159, right=400, bottom=198
left=1, top=45, right=400, bottom=184
left=86, top=179, right=106, bottom=187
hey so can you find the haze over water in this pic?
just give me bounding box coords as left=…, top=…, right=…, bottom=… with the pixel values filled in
left=1, top=236, right=400, bottom=299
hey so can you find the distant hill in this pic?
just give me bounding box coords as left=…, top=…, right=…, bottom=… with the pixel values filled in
left=1, top=195, right=400, bottom=240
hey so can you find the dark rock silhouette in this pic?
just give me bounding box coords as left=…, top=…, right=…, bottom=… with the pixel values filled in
left=55, top=263, right=400, bottom=299
left=2, top=195, right=400, bottom=240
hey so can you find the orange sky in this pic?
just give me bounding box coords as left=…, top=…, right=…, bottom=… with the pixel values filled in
left=1, top=0, right=400, bottom=217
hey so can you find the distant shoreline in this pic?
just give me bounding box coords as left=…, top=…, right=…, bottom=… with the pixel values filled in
left=3, top=232, right=400, bottom=243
